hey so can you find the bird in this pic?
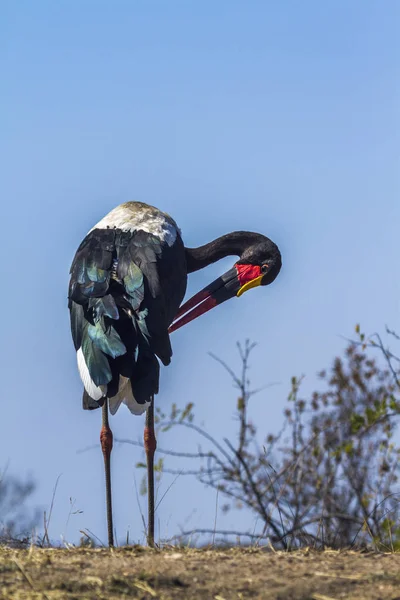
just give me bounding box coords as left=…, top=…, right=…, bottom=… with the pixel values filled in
left=68, top=200, right=282, bottom=547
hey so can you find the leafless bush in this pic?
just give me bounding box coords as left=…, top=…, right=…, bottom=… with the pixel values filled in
left=125, top=327, right=400, bottom=549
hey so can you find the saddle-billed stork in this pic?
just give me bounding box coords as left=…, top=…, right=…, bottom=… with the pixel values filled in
left=68, top=201, right=281, bottom=547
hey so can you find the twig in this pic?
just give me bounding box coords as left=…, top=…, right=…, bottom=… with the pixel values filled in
left=264, top=461, right=286, bottom=542
left=278, top=513, right=364, bottom=543
left=224, top=438, right=286, bottom=546
left=13, top=558, right=51, bottom=600
left=350, top=492, right=400, bottom=547
left=208, top=352, right=243, bottom=388
left=155, top=470, right=184, bottom=511
left=212, top=488, right=219, bottom=546
left=115, top=437, right=214, bottom=459
left=161, top=468, right=222, bottom=476
left=159, top=421, right=237, bottom=468
left=164, top=528, right=271, bottom=543
left=81, top=528, right=105, bottom=547
left=41, top=474, right=62, bottom=547
left=371, top=333, right=400, bottom=387
left=133, top=473, right=146, bottom=536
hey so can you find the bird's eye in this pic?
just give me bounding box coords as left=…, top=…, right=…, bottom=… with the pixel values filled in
left=261, top=264, right=269, bottom=273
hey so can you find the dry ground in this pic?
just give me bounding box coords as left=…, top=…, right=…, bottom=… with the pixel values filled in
left=0, top=546, right=399, bottom=600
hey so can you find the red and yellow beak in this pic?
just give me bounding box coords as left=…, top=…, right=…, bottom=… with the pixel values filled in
left=168, top=264, right=263, bottom=333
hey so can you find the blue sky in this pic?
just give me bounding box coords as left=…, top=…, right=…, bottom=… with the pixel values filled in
left=1, top=1, right=399, bottom=545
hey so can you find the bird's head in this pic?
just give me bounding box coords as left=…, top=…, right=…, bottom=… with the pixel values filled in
left=236, top=239, right=282, bottom=293
left=169, top=237, right=281, bottom=333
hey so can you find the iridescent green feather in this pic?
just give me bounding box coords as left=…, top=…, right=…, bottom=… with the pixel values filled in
left=124, top=262, right=144, bottom=310
left=135, top=308, right=151, bottom=346
left=81, top=326, right=112, bottom=386
left=88, top=321, right=126, bottom=358
left=87, top=264, right=107, bottom=283
left=89, top=295, right=119, bottom=321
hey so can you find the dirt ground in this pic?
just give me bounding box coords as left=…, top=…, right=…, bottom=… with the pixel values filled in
left=0, top=546, right=399, bottom=600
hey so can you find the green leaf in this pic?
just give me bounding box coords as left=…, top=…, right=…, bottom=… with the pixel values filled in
left=344, top=441, right=354, bottom=456
left=350, top=412, right=365, bottom=433
left=140, top=475, right=147, bottom=496
left=170, top=403, right=178, bottom=420
left=180, top=402, right=194, bottom=422
left=154, top=458, right=164, bottom=473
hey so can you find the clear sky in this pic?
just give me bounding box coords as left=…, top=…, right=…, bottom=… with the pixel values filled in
left=1, top=1, right=399, bottom=545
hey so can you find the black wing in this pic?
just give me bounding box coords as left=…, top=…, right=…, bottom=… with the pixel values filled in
left=68, top=228, right=187, bottom=412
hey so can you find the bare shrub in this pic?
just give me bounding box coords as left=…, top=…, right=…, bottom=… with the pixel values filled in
left=131, top=329, right=400, bottom=549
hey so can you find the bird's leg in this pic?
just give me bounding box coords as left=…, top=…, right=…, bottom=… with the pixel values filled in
left=144, top=397, right=156, bottom=547
left=100, top=398, right=114, bottom=547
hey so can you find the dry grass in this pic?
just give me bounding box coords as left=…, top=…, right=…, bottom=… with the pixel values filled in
left=0, top=545, right=399, bottom=599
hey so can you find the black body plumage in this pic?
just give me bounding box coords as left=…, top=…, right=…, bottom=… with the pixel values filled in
left=69, top=224, right=187, bottom=413
left=69, top=201, right=282, bottom=415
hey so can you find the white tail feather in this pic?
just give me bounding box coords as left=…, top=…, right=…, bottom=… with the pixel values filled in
left=108, top=375, right=129, bottom=415
left=108, top=376, right=150, bottom=415
left=77, top=348, right=104, bottom=401
left=77, top=350, right=151, bottom=415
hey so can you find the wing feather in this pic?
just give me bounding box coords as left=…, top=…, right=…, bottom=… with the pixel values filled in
left=68, top=224, right=186, bottom=413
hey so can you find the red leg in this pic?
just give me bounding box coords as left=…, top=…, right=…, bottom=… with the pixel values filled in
left=100, top=398, right=114, bottom=547
left=144, top=398, right=156, bottom=547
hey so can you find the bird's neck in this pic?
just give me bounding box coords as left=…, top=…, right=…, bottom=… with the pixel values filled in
left=185, top=231, right=265, bottom=274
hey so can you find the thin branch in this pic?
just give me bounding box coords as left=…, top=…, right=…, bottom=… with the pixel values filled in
left=115, top=437, right=214, bottom=459
left=208, top=352, right=242, bottom=388
left=80, top=528, right=105, bottom=548
left=386, top=326, right=400, bottom=343
left=278, top=513, right=364, bottom=542
left=164, top=528, right=271, bottom=543
left=161, top=468, right=223, bottom=477
left=224, top=438, right=286, bottom=546
left=155, top=471, right=184, bottom=512
left=350, top=492, right=400, bottom=547
left=40, top=474, right=61, bottom=547
left=371, top=333, right=400, bottom=387
left=158, top=421, right=237, bottom=468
